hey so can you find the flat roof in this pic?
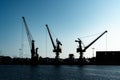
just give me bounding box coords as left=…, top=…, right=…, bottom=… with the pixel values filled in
left=96, top=51, right=120, bottom=52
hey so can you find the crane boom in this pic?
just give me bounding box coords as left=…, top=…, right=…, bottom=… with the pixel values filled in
left=22, top=17, right=33, bottom=49
left=83, top=30, right=107, bottom=51
left=46, top=24, right=56, bottom=49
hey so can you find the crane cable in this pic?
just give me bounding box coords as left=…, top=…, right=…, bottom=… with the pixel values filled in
left=40, top=24, right=49, bottom=57
left=19, top=21, right=24, bottom=58
left=106, top=33, right=108, bottom=51
left=79, top=31, right=108, bottom=51
left=46, top=26, right=47, bottom=57
left=80, top=32, right=103, bottom=39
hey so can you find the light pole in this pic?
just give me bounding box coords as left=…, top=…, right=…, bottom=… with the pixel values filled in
left=92, top=48, right=95, bottom=57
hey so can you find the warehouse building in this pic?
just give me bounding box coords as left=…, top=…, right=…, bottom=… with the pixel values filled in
left=96, top=51, right=120, bottom=65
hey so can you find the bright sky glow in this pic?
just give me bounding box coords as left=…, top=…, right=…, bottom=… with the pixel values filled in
left=0, top=0, right=120, bottom=58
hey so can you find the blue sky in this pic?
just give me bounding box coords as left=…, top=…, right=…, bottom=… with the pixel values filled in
left=0, top=0, right=120, bottom=58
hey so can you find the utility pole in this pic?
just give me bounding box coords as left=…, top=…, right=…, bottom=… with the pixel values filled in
left=92, top=48, right=95, bottom=57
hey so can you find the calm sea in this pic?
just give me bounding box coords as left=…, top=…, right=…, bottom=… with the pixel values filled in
left=0, top=65, right=120, bottom=80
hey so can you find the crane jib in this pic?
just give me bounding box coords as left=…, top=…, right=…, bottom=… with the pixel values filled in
left=22, top=17, right=34, bottom=49
left=45, top=24, right=56, bottom=49
left=84, top=30, right=107, bottom=51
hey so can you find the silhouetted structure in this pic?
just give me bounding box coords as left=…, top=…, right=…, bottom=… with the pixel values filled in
left=69, top=54, right=74, bottom=59
left=96, top=51, right=120, bottom=65
left=75, top=30, right=107, bottom=62
left=0, top=56, right=12, bottom=64
left=46, top=24, right=62, bottom=61
left=22, top=17, right=39, bottom=64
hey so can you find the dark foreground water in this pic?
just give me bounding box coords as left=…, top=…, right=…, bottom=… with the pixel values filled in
left=0, top=65, right=120, bottom=80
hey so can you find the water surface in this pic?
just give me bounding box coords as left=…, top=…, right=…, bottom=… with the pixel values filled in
left=0, top=65, right=120, bottom=80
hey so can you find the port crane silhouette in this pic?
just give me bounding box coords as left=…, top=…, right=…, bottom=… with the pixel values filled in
left=22, top=17, right=39, bottom=63
left=75, top=30, right=107, bottom=61
left=46, top=24, right=62, bottom=60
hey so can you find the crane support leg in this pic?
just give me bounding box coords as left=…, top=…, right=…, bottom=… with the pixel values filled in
left=55, top=52, right=59, bottom=59
left=79, top=52, right=83, bottom=60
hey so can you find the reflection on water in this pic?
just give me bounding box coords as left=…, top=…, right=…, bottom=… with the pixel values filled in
left=0, top=65, right=120, bottom=80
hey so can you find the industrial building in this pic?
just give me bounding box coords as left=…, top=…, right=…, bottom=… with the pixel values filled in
left=96, top=51, right=120, bottom=65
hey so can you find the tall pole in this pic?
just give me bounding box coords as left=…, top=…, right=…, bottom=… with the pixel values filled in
left=92, top=48, right=95, bottom=57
